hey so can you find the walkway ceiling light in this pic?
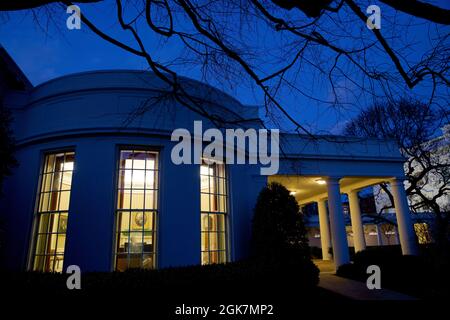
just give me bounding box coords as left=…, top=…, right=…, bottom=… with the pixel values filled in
left=315, top=179, right=326, bottom=185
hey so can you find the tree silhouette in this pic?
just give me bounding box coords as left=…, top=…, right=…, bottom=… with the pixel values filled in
left=0, top=0, right=448, bottom=134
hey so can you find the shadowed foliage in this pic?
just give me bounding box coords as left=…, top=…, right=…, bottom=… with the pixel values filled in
left=0, top=102, right=17, bottom=192
left=251, top=182, right=310, bottom=263
left=1, top=1, right=448, bottom=136
left=337, top=245, right=450, bottom=298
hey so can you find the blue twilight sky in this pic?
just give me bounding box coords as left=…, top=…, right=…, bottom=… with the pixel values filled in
left=0, top=1, right=448, bottom=133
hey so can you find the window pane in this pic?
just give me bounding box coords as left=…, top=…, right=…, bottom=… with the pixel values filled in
left=210, top=194, right=218, bottom=212
left=218, top=195, right=227, bottom=213
left=200, top=174, right=209, bottom=191
left=201, top=252, right=209, bottom=265
left=56, top=234, right=66, bottom=254
left=131, top=211, right=147, bottom=231
left=118, top=170, right=132, bottom=189
left=35, top=234, right=49, bottom=255
left=58, top=213, right=68, bottom=233
left=131, top=170, right=146, bottom=189
left=120, top=150, right=133, bottom=167
left=217, top=215, right=225, bottom=232
left=201, top=232, right=208, bottom=251
left=49, top=214, right=60, bottom=233
left=59, top=191, right=71, bottom=211
left=41, top=173, right=53, bottom=192
left=44, top=154, right=56, bottom=173
left=218, top=178, right=226, bottom=195
left=39, top=192, right=50, bottom=212
left=201, top=193, right=210, bottom=212
left=142, top=254, right=153, bottom=269
left=47, top=192, right=60, bottom=212
left=54, top=255, right=64, bottom=272
left=117, top=211, right=130, bottom=232
left=129, top=254, right=142, bottom=268
left=117, top=232, right=129, bottom=252
left=218, top=232, right=226, bottom=250
left=217, top=165, right=225, bottom=178
left=47, top=233, right=58, bottom=253
left=209, top=215, right=218, bottom=232
left=132, top=152, right=147, bottom=170
left=61, top=171, right=73, bottom=189
left=210, top=251, right=219, bottom=264
left=144, top=191, right=156, bottom=210
left=219, top=251, right=226, bottom=263
left=209, top=176, right=217, bottom=193
left=131, top=190, right=144, bottom=209
left=201, top=214, right=209, bottom=231
left=54, top=153, right=65, bottom=172
left=142, top=212, right=154, bottom=231
left=33, top=255, right=46, bottom=272
left=143, top=232, right=153, bottom=251
left=209, top=232, right=218, bottom=251
left=129, top=232, right=144, bottom=253
left=200, top=165, right=210, bottom=176
left=37, top=213, right=51, bottom=233
left=52, top=171, right=62, bottom=191
left=117, top=189, right=131, bottom=209
left=146, top=152, right=157, bottom=170
left=64, top=153, right=75, bottom=168
left=116, top=254, right=128, bottom=272
left=145, top=170, right=156, bottom=189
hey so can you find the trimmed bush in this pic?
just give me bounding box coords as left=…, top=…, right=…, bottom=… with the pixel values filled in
left=1, top=259, right=319, bottom=298
left=251, top=182, right=310, bottom=264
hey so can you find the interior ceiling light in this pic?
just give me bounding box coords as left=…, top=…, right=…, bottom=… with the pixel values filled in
left=315, top=179, right=326, bottom=185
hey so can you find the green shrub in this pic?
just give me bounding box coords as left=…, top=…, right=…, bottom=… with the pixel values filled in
left=1, top=259, right=319, bottom=297
left=251, top=182, right=310, bottom=263
left=309, top=246, right=322, bottom=259
left=0, top=102, right=17, bottom=192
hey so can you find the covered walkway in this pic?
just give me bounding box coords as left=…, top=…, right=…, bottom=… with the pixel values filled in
left=314, top=260, right=416, bottom=300
left=275, top=134, right=419, bottom=271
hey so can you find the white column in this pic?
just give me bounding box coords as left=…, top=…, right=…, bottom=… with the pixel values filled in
left=375, top=224, right=383, bottom=246
left=348, top=190, right=366, bottom=252
left=317, top=199, right=332, bottom=260
left=395, top=226, right=401, bottom=245
left=390, top=178, right=418, bottom=255
left=326, top=177, right=350, bottom=269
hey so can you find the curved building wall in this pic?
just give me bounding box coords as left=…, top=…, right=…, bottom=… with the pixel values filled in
left=0, top=71, right=266, bottom=272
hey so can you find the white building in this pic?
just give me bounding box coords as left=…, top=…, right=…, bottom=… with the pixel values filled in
left=0, top=48, right=419, bottom=272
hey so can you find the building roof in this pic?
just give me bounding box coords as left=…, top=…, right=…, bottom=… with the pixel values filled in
left=29, top=69, right=255, bottom=118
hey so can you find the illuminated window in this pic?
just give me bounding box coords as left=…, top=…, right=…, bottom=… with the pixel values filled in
left=115, top=149, right=159, bottom=271
left=31, top=151, right=75, bottom=272
left=200, top=160, right=228, bottom=265
left=414, top=223, right=432, bottom=244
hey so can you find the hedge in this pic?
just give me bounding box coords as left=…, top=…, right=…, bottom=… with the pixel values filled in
left=2, top=259, right=319, bottom=298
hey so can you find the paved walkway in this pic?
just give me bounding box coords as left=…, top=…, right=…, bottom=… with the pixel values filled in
left=314, top=260, right=418, bottom=300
